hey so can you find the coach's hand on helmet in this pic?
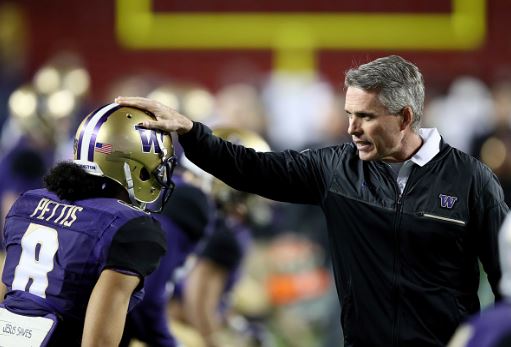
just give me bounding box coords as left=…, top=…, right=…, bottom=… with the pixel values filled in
left=115, top=96, right=193, bottom=135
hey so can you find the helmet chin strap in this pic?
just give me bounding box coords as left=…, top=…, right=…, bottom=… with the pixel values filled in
left=123, top=162, right=140, bottom=208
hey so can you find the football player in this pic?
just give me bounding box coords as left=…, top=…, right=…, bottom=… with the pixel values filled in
left=120, top=167, right=214, bottom=347
left=171, top=128, right=271, bottom=347
left=0, top=103, right=176, bottom=346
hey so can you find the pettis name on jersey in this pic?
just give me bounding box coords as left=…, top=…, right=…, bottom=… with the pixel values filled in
left=29, top=197, right=83, bottom=228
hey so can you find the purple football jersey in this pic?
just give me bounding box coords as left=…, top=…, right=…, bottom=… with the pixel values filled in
left=1, top=188, right=158, bottom=341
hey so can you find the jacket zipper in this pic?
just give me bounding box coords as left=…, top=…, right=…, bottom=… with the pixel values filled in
left=393, top=194, right=402, bottom=347
left=416, top=212, right=466, bottom=226
left=384, top=163, right=413, bottom=347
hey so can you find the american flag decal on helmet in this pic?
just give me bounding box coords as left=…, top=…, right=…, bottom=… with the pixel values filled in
left=95, top=142, right=112, bottom=154
left=76, top=103, right=120, bottom=161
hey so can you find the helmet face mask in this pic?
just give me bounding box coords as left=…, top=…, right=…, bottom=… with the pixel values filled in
left=73, top=103, right=176, bottom=212
left=151, top=155, right=177, bottom=211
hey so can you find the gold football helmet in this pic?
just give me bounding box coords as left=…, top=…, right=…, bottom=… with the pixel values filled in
left=73, top=103, right=176, bottom=211
left=212, top=128, right=271, bottom=153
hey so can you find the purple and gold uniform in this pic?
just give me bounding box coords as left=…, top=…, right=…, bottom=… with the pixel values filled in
left=1, top=188, right=166, bottom=346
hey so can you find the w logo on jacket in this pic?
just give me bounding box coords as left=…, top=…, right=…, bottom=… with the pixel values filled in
left=439, top=194, right=458, bottom=209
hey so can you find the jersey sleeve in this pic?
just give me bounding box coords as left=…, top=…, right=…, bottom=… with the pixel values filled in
left=198, top=221, right=242, bottom=271
left=161, top=184, right=211, bottom=242
left=106, top=216, right=167, bottom=277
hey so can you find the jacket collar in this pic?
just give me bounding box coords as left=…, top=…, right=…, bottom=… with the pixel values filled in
left=410, top=128, right=441, bottom=167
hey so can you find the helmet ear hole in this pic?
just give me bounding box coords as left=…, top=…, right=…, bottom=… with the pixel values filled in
left=139, top=167, right=150, bottom=181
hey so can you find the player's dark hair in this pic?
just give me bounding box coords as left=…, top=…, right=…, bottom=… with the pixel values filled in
left=44, top=161, right=121, bottom=201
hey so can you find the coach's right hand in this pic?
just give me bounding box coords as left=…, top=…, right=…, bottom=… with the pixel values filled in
left=115, top=96, right=194, bottom=135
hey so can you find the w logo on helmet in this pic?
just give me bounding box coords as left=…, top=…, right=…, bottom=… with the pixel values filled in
left=439, top=194, right=458, bottom=209
left=135, top=125, right=163, bottom=153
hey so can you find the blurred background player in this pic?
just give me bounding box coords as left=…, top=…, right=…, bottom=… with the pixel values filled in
left=169, top=127, right=273, bottom=347
left=118, top=83, right=215, bottom=347
left=120, top=157, right=215, bottom=347
left=0, top=103, right=176, bottom=346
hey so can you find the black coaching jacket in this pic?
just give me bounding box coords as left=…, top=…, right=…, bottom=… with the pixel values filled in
left=179, top=122, right=508, bottom=347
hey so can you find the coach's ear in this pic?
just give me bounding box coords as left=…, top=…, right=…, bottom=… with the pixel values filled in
left=400, top=106, right=414, bottom=131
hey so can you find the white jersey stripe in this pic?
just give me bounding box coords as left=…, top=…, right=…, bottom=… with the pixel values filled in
left=79, top=103, right=119, bottom=160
